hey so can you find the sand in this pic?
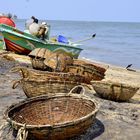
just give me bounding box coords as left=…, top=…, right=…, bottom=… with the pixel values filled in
left=0, top=50, right=140, bottom=140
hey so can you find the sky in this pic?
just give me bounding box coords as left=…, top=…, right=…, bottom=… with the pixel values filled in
left=0, top=0, right=140, bottom=22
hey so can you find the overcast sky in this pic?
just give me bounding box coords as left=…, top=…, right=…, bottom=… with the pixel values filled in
left=0, top=0, right=140, bottom=22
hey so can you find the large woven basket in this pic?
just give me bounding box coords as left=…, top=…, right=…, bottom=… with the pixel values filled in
left=29, top=48, right=73, bottom=72
left=66, top=59, right=107, bottom=81
left=11, top=67, right=89, bottom=83
left=13, top=78, right=85, bottom=98
left=4, top=86, right=99, bottom=140
left=91, top=80, right=139, bottom=101
left=12, top=67, right=89, bottom=97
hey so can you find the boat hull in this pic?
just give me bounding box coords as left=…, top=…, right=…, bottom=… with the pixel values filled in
left=0, top=24, right=82, bottom=58
left=4, top=38, right=30, bottom=54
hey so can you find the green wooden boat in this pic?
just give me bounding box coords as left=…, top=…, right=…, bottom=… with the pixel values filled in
left=0, top=24, right=83, bottom=58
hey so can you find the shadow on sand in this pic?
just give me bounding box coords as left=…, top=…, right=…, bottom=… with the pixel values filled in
left=70, top=118, right=105, bottom=140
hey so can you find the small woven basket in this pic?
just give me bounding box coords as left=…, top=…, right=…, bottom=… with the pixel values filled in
left=91, top=80, right=139, bottom=101
left=66, top=59, right=107, bottom=81
left=5, top=86, right=99, bottom=140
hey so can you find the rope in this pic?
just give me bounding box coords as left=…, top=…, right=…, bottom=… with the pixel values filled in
left=16, top=124, right=28, bottom=140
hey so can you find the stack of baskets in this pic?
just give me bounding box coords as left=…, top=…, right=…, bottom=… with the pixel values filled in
left=28, top=48, right=107, bottom=82
left=11, top=67, right=91, bottom=98
left=11, top=48, right=108, bottom=99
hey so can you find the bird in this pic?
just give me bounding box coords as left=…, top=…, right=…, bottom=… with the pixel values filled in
left=126, top=64, right=132, bottom=69
left=92, top=34, right=96, bottom=38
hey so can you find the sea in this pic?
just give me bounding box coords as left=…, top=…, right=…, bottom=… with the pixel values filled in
left=15, top=19, right=140, bottom=69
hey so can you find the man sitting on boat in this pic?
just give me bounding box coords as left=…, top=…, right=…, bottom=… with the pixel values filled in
left=25, top=16, right=49, bottom=40
left=29, top=21, right=49, bottom=40
left=28, top=22, right=40, bottom=36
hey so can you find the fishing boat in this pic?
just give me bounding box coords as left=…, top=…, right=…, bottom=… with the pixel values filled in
left=0, top=24, right=83, bottom=58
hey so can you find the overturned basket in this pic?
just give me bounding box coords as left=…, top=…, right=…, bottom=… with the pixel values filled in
left=29, top=48, right=73, bottom=72
left=12, top=67, right=89, bottom=97
left=91, top=80, right=139, bottom=101
left=5, top=86, right=99, bottom=140
left=66, top=59, right=107, bottom=81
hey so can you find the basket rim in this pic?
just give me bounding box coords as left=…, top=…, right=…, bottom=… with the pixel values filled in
left=91, top=80, right=140, bottom=90
left=4, top=94, right=99, bottom=129
left=11, top=66, right=88, bottom=77
left=11, top=67, right=90, bottom=83
left=22, top=78, right=85, bottom=84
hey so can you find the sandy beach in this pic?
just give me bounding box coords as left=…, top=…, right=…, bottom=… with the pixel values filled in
left=0, top=50, right=140, bottom=140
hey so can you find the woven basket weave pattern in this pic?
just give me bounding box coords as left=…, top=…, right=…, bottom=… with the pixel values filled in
left=67, top=65, right=105, bottom=81
left=5, top=94, right=99, bottom=140
left=92, top=81, right=139, bottom=101
left=12, top=67, right=89, bottom=83
left=12, top=67, right=89, bottom=97
left=66, top=59, right=107, bottom=81
left=21, top=79, right=82, bottom=97
left=12, top=97, right=94, bottom=125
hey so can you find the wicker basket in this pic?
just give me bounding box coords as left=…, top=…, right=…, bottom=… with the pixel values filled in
left=72, top=59, right=107, bottom=73
left=66, top=59, right=107, bottom=82
left=13, top=79, right=85, bottom=98
left=4, top=86, right=99, bottom=140
left=11, top=67, right=90, bottom=84
left=91, top=80, right=139, bottom=101
left=29, top=48, right=73, bottom=72
left=12, top=67, right=89, bottom=97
